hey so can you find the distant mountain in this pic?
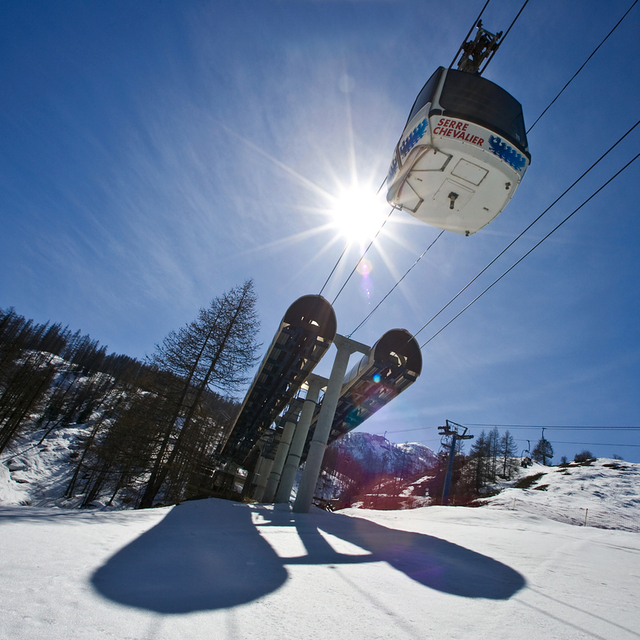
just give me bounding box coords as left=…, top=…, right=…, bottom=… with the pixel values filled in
left=330, top=431, right=437, bottom=476
left=314, top=432, right=437, bottom=509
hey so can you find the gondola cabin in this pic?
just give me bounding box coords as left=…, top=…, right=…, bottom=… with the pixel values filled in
left=386, top=66, right=530, bottom=235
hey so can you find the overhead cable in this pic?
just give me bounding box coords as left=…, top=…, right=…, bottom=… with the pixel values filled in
left=318, top=243, right=349, bottom=296
left=330, top=207, right=395, bottom=305
left=419, top=146, right=640, bottom=349
left=345, top=9, right=634, bottom=337
left=527, top=0, right=639, bottom=133
left=324, top=1, right=634, bottom=314
left=382, top=424, right=640, bottom=436
left=349, top=230, right=445, bottom=336
left=318, top=176, right=389, bottom=298
left=412, top=118, right=640, bottom=344
left=467, top=424, right=640, bottom=431
left=479, top=0, right=531, bottom=75
left=448, top=0, right=491, bottom=70
left=549, top=441, right=640, bottom=448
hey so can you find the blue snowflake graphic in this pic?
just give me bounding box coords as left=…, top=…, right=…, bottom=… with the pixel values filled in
left=388, top=157, right=398, bottom=182
left=488, top=136, right=526, bottom=172
left=399, top=119, right=428, bottom=158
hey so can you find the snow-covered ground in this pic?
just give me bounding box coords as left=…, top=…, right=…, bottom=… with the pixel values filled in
left=485, top=459, right=640, bottom=533
left=1, top=457, right=640, bottom=639
left=0, top=424, right=104, bottom=509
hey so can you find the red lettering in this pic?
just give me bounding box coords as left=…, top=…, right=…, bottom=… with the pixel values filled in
left=456, top=122, right=464, bottom=130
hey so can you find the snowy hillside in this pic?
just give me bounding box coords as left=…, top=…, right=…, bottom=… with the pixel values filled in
left=0, top=423, right=122, bottom=509
left=332, top=431, right=437, bottom=474
left=484, top=458, right=640, bottom=533
left=2, top=492, right=640, bottom=639
left=3, top=423, right=640, bottom=538
left=1, top=426, right=437, bottom=510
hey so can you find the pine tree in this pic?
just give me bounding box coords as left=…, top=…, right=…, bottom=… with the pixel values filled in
left=499, top=430, right=518, bottom=478
left=138, top=280, right=260, bottom=508
left=469, top=430, right=489, bottom=490
left=532, top=437, right=554, bottom=465
left=488, top=427, right=500, bottom=482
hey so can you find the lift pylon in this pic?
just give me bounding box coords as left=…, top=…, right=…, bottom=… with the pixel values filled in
left=438, top=420, right=474, bottom=505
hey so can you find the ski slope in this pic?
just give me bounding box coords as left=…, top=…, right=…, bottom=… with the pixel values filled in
left=2, top=462, right=640, bottom=640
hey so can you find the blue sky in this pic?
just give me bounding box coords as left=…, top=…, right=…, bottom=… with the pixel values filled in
left=2, top=0, right=639, bottom=462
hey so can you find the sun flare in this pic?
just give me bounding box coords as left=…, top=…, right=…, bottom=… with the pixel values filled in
left=330, top=185, right=388, bottom=244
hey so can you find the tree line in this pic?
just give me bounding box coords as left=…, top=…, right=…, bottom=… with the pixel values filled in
left=318, top=427, right=558, bottom=508
left=424, top=430, right=558, bottom=505
left=0, top=279, right=260, bottom=508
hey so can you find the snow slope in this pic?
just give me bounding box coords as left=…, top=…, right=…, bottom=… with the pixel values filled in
left=0, top=424, right=108, bottom=509
left=2, top=440, right=640, bottom=639
left=485, top=459, right=640, bottom=533
left=1, top=498, right=639, bottom=640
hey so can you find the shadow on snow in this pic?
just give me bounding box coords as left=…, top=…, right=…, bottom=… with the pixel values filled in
left=91, top=499, right=525, bottom=613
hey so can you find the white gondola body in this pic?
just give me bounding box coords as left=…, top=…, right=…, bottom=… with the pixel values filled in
left=386, top=71, right=530, bottom=236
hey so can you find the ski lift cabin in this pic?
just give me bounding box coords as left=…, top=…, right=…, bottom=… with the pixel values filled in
left=386, top=65, right=530, bottom=236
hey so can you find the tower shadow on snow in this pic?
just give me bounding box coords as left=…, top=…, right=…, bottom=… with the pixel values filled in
left=91, top=499, right=525, bottom=613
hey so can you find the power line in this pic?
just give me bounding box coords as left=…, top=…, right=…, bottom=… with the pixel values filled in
left=527, top=0, right=639, bottom=134
left=348, top=101, right=638, bottom=342
left=548, top=441, right=640, bottom=449
left=418, top=128, right=640, bottom=348
left=349, top=230, right=444, bottom=337
left=467, top=424, right=640, bottom=431
left=330, top=206, right=396, bottom=305
left=318, top=243, right=349, bottom=297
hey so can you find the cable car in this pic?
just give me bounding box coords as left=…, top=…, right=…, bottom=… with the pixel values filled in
left=386, top=28, right=531, bottom=236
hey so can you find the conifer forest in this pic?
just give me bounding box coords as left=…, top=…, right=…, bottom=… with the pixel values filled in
left=0, top=280, right=259, bottom=508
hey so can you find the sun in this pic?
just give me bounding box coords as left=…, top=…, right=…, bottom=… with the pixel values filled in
left=329, top=185, right=389, bottom=244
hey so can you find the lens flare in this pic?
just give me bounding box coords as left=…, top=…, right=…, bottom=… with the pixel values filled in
left=357, top=258, right=372, bottom=276
left=330, top=186, right=387, bottom=243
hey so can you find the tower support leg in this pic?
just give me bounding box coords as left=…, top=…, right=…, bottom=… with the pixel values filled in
left=293, top=335, right=369, bottom=513
left=275, top=375, right=325, bottom=504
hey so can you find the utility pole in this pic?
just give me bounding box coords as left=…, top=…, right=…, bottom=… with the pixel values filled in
left=438, top=420, right=474, bottom=506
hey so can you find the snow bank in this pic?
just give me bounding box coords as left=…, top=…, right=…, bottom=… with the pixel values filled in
left=1, top=498, right=639, bottom=640
left=484, top=459, right=640, bottom=532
